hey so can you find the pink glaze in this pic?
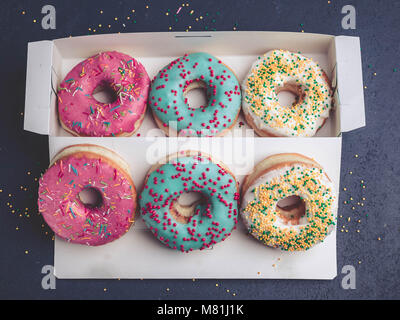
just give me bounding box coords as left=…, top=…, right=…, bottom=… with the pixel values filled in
left=58, top=51, right=150, bottom=136
left=38, top=154, right=136, bottom=246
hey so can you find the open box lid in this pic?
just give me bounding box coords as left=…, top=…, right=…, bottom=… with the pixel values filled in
left=334, top=36, right=366, bottom=132
left=23, top=32, right=366, bottom=135
left=24, top=40, right=54, bottom=134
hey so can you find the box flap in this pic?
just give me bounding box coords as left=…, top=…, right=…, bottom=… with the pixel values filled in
left=335, top=36, right=366, bottom=132
left=24, top=41, right=54, bottom=134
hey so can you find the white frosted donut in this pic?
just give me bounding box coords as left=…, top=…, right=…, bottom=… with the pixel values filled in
left=242, top=50, right=333, bottom=137
left=241, top=153, right=337, bottom=251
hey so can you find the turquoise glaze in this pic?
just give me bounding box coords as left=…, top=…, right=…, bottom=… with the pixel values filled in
left=149, top=52, right=241, bottom=136
left=139, top=154, right=240, bottom=252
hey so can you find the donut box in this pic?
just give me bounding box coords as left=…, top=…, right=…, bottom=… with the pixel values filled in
left=24, top=32, right=365, bottom=279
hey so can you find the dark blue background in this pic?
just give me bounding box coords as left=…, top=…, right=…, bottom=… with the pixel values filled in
left=0, top=0, right=399, bottom=299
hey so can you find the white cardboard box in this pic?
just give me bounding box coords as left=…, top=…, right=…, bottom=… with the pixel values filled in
left=24, top=31, right=365, bottom=279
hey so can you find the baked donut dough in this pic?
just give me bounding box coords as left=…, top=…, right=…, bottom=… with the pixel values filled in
left=241, top=153, right=337, bottom=251
left=38, top=144, right=136, bottom=246
left=242, top=50, right=333, bottom=137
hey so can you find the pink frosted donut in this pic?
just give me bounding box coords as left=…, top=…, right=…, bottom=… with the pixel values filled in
left=38, top=144, right=137, bottom=246
left=57, top=51, right=150, bottom=137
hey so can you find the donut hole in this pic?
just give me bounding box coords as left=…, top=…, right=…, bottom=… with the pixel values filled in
left=184, top=80, right=209, bottom=110
left=78, top=187, right=103, bottom=209
left=276, top=83, right=304, bottom=108
left=92, top=82, right=119, bottom=104
left=170, top=192, right=207, bottom=224
left=276, top=195, right=306, bottom=226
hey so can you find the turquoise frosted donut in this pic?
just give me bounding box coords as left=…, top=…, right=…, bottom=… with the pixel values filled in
left=149, top=52, right=242, bottom=137
left=139, top=151, right=240, bottom=252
